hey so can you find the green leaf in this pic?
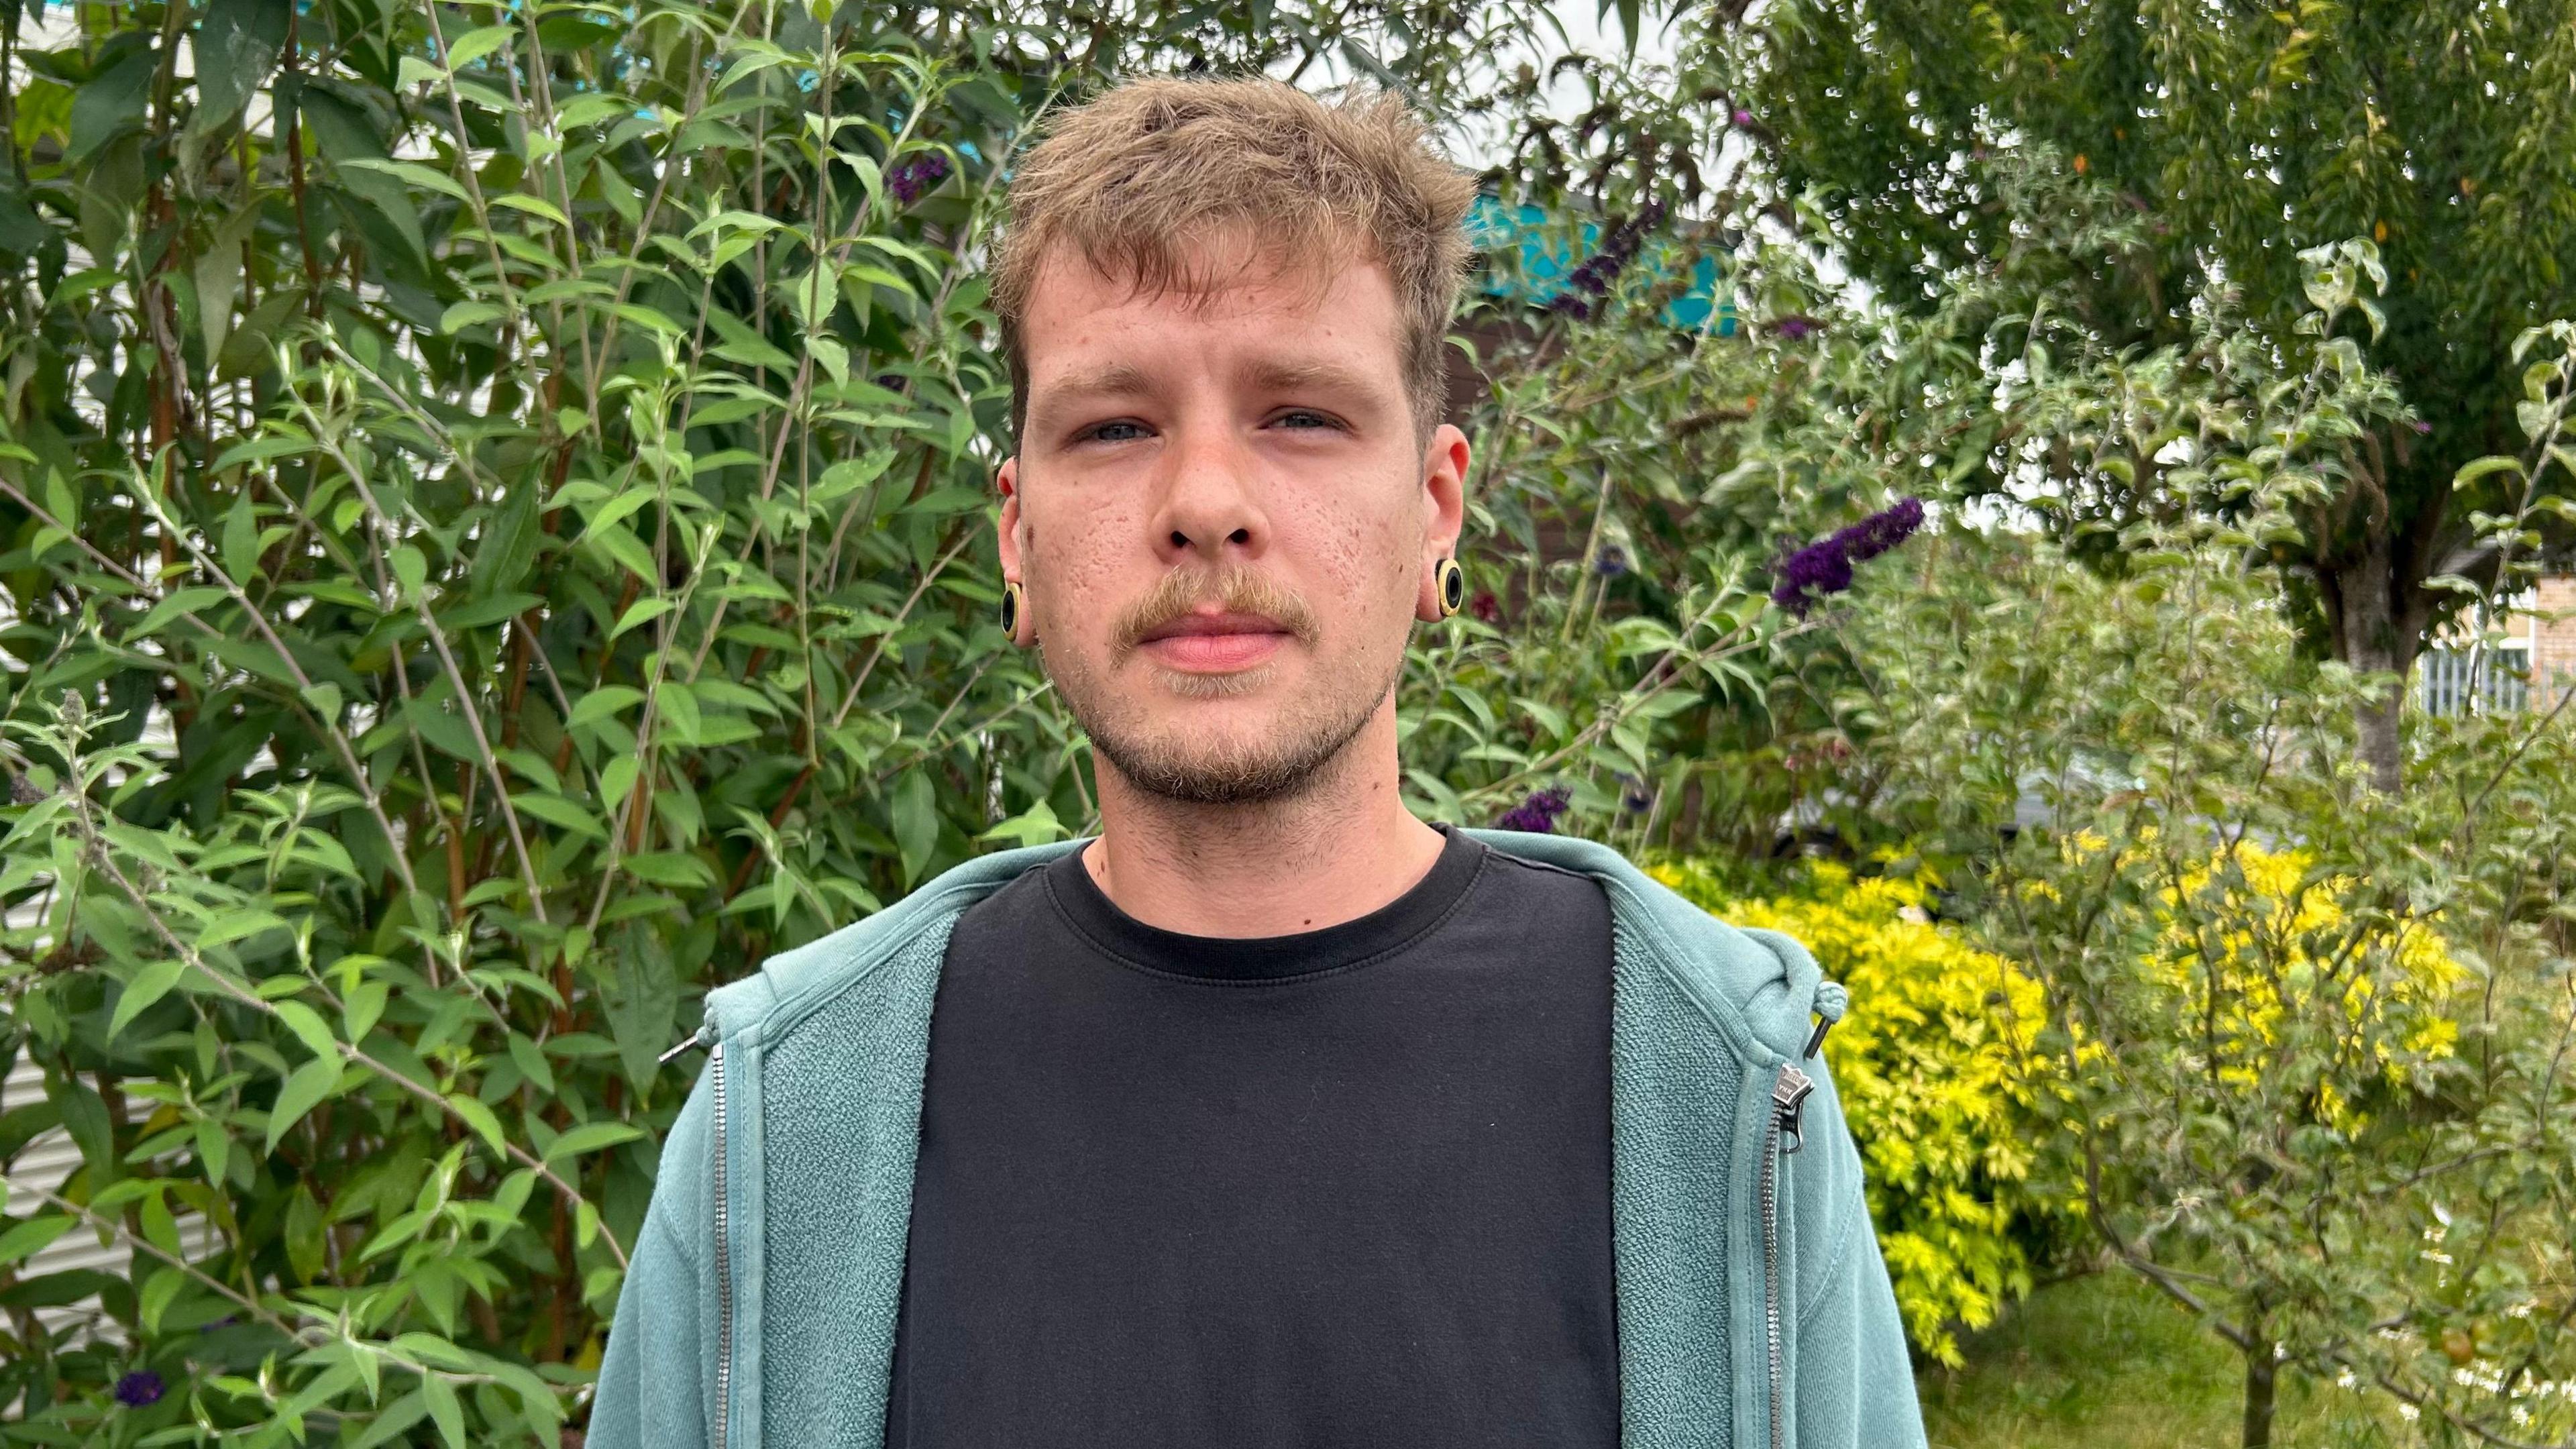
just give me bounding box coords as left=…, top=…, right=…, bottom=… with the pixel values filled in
left=421, top=1373, right=467, bottom=1449
left=342, top=156, right=474, bottom=207
left=654, top=683, right=702, bottom=745
left=2454, top=455, right=2527, bottom=490
left=284, top=1184, right=327, bottom=1283
left=272, top=1000, right=341, bottom=1060
left=444, top=1093, right=508, bottom=1157
left=437, top=591, right=541, bottom=632
left=68, top=46, right=154, bottom=164
left=46, top=1077, right=114, bottom=1180
left=191, top=0, right=290, bottom=134
left=344, top=978, right=389, bottom=1042
left=566, top=686, right=645, bottom=732
left=612, top=595, right=677, bottom=639
left=405, top=697, right=486, bottom=763
left=600, top=921, right=680, bottom=1093
left=264, top=1056, right=344, bottom=1157
left=511, top=791, right=607, bottom=839
left=893, top=767, right=937, bottom=888
left=542, top=1120, right=643, bottom=1163
left=195, top=1117, right=233, bottom=1187
left=506, top=1031, right=557, bottom=1095
left=130, top=586, right=228, bottom=639
left=108, top=959, right=190, bottom=1040
left=493, top=193, right=573, bottom=228
left=0, top=1214, right=76, bottom=1267
left=392, top=543, right=430, bottom=599
left=439, top=300, right=504, bottom=334
left=200, top=905, right=290, bottom=947
left=221, top=490, right=264, bottom=583
left=440, top=21, right=517, bottom=70
left=137, top=1264, right=188, bottom=1334
left=977, top=800, right=1066, bottom=848
left=343, top=1391, right=431, bottom=1449
left=308, top=81, right=433, bottom=268
left=621, top=851, right=713, bottom=888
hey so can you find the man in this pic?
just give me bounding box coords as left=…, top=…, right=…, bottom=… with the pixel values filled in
left=592, top=76, right=1923, bottom=1449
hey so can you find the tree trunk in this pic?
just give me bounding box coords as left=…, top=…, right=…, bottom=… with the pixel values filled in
left=2329, top=562, right=2408, bottom=794
left=2320, top=517, right=2426, bottom=796
left=2312, top=429, right=2454, bottom=797
left=2242, top=1349, right=2278, bottom=1449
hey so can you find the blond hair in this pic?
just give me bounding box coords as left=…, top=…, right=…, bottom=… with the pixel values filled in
left=991, top=76, right=1478, bottom=438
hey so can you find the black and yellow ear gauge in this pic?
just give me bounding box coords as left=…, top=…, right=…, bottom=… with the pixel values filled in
left=1435, top=557, right=1466, bottom=618
left=1000, top=580, right=1026, bottom=640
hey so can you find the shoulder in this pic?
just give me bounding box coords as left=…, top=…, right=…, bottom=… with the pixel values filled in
left=1466, top=828, right=1827, bottom=1064
left=701, top=840, right=1086, bottom=1043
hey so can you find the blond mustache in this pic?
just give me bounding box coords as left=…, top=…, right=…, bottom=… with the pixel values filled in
left=1110, top=565, right=1322, bottom=657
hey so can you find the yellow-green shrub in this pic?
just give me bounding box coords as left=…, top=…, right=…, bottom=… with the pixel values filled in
left=2143, top=839, right=2462, bottom=1125
left=1651, top=859, right=2067, bottom=1365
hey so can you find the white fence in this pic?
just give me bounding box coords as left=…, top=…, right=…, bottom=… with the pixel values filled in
left=2418, top=647, right=2576, bottom=716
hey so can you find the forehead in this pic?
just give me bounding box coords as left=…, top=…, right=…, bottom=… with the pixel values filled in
left=1017, top=237, right=1405, bottom=390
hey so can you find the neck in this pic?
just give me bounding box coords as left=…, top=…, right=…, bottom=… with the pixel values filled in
left=1080, top=701, right=1447, bottom=938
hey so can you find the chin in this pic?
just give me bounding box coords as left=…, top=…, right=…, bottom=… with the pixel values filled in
left=1089, top=692, right=1376, bottom=808
left=1146, top=660, right=1285, bottom=701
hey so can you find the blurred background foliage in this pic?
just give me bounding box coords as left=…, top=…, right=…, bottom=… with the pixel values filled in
left=0, top=0, right=2571, bottom=1444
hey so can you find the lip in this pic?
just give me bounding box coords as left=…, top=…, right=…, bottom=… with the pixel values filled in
left=1136, top=610, right=1294, bottom=672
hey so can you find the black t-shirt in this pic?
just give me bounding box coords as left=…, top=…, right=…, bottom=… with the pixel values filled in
left=882, top=824, right=1621, bottom=1448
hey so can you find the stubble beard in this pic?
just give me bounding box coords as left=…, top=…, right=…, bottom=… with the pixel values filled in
left=1044, top=640, right=1401, bottom=806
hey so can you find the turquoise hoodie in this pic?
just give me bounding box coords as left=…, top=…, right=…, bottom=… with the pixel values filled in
left=591, top=829, right=1927, bottom=1449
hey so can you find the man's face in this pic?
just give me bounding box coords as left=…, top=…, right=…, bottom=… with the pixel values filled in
left=998, top=238, right=1469, bottom=805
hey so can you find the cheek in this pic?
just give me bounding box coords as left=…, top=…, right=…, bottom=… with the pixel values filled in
left=1293, top=495, right=1419, bottom=611
left=1029, top=500, right=1139, bottom=621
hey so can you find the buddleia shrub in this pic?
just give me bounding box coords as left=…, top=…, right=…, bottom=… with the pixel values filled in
left=0, top=0, right=1877, bottom=1436
left=1652, top=856, right=2069, bottom=1364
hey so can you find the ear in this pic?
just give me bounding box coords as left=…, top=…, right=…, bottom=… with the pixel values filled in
left=1413, top=422, right=1472, bottom=622
left=997, top=455, right=1037, bottom=645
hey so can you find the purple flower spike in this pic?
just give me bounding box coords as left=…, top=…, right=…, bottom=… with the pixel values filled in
left=1616, top=773, right=1654, bottom=814
left=1548, top=200, right=1668, bottom=324
left=1770, top=497, right=1925, bottom=614
left=115, top=1371, right=164, bottom=1408
left=1731, top=108, right=1755, bottom=127
left=1495, top=786, right=1572, bottom=834
left=888, top=151, right=951, bottom=205
left=1772, top=314, right=1823, bottom=341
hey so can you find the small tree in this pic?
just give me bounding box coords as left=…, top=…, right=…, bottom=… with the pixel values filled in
left=1825, top=522, right=2576, bottom=1446
left=1733, top=0, right=2576, bottom=790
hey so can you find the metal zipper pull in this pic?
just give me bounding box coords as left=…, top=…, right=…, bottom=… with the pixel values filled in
left=1802, top=1014, right=1834, bottom=1060
left=1805, top=978, right=1849, bottom=1059
left=657, top=1020, right=715, bottom=1065
left=1772, top=1063, right=1815, bottom=1155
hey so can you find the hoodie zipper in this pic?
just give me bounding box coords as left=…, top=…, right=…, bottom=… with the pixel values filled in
left=709, top=1039, right=733, bottom=1449
left=1764, top=1060, right=1815, bottom=1449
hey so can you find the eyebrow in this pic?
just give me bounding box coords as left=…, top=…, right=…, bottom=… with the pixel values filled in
left=1034, top=362, right=1157, bottom=409
left=1242, top=358, right=1378, bottom=398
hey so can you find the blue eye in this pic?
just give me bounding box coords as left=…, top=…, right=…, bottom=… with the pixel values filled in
left=1083, top=420, right=1150, bottom=443
left=1274, top=410, right=1340, bottom=430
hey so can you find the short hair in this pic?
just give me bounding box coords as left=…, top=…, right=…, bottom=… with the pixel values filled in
left=990, top=76, right=1478, bottom=440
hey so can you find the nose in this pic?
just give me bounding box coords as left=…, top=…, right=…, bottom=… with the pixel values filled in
left=1150, top=425, right=1270, bottom=566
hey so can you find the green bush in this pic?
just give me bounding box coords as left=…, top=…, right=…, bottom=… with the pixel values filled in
left=0, top=0, right=1872, bottom=1438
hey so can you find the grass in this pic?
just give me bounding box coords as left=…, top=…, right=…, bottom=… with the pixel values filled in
left=1914, top=1271, right=2370, bottom=1449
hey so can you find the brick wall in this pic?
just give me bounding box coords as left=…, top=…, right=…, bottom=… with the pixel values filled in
left=2532, top=575, right=2576, bottom=697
